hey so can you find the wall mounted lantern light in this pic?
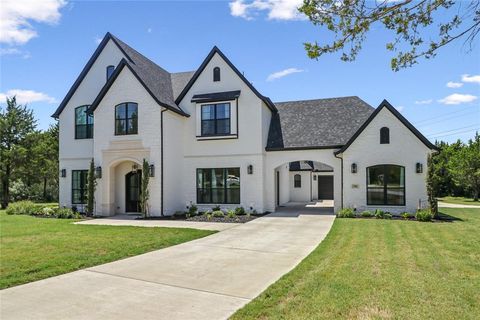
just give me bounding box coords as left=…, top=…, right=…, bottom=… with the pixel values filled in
left=132, top=163, right=139, bottom=173
left=95, top=166, right=102, bottom=179
left=247, top=164, right=253, bottom=175
left=149, top=164, right=155, bottom=177
left=351, top=163, right=357, bottom=174
left=416, top=162, right=423, bottom=173
left=61, top=169, right=66, bottom=178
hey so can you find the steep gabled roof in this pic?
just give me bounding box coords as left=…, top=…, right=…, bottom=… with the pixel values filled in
left=334, top=99, right=438, bottom=155
left=52, top=32, right=190, bottom=118
left=266, top=96, right=374, bottom=151
left=175, top=46, right=277, bottom=113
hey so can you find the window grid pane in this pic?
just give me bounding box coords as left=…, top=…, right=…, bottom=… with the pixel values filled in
left=367, top=165, right=405, bottom=206
left=72, top=170, right=88, bottom=204
left=200, top=103, right=231, bottom=136
left=196, top=168, right=240, bottom=204
left=115, top=103, right=138, bottom=135
left=75, top=106, right=93, bottom=139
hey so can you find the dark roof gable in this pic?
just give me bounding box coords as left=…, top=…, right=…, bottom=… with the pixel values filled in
left=334, top=99, right=438, bottom=154
left=175, top=46, right=277, bottom=113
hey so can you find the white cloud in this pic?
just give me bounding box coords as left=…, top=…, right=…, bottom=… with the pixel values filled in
left=94, top=36, right=102, bottom=45
left=0, top=0, right=67, bottom=45
left=267, top=67, right=304, bottom=81
left=147, top=27, right=152, bottom=33
left=446, top=81, right=463, bottom=88
left=0, top=47, right=31, bottom=58
left=0, top=89, right=57, bottom=104
left=438, top=93, right=478, bottom=105
left=414, top=99, right=433, bottom=105
left=229, top=0, right=305, bottom=21
left=461, top=74, right=480, bottom=84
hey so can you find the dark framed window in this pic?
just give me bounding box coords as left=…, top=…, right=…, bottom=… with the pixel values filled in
left=197, top=168, right=240, bottom=204
left=213, top=67, right=220, bottom=81
left=72, top=170, right=88, bottom=204
left=380, top=127, right=390, bottom=144
left=294, top=174, right=301, bottom=188
left=75, top=105, right=93, bottom=139
left=115, top=102, right=138, bottom=135
left=367, top=165, right=405, bottom=206
left=106, top=65, right=115, bottom=80
left=201, top=103, right=230, bottom=136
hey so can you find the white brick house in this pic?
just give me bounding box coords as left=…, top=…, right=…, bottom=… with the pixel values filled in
left=53, top=33, right=438, bottom=216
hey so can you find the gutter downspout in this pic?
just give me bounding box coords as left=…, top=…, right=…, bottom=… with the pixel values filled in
left=334, top=152, right=344, bottom=209
left=161, top=109, right=167, bottom=216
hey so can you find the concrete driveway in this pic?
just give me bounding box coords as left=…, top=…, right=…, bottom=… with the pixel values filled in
left=1, top=207, right=335, bottom=320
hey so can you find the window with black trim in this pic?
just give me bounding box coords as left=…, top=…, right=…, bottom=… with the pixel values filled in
left=75, top=105, right=93, bottom=139
left=115, top=102, right=138, bottom=135
left=367, top=165, right=405, bottom=206
left=106, top=65, right=115, bottom=80
left=197, top=168, right=240, bottom=204
left=201, top=103, right=230, bottom=136
left=213, top=67, right=220, bottom=82
left=294, top=174, right=301, bottom=188
left=72, top=170, right=88, bottom=204
left=380, top=127, right=390, bottom=144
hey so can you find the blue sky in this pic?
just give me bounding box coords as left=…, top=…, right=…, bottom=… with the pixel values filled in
left=1, top=0, right=479, bottom=143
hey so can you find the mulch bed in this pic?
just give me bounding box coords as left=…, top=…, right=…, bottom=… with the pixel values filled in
left=137, top=213, right=269, bottom=223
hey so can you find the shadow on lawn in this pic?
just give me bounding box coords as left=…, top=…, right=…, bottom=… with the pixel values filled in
left=437, top=211, right=464, bottom=222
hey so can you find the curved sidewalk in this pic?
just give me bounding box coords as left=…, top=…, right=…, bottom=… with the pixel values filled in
left=1, top=209, right=335, bottom=320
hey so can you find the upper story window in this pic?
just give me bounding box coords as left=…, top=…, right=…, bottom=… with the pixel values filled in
left=106, top=65, right=115, bottom=81
left=75, top=105, right=93, bottom=139
left=213, top=67, right=220, bottom=82
left=294, top=174, right=301, bottom=188
left=367, top=165, right=405, bottom=206
left=201, top=103, right=230, bottom=136
left=380, top=127, right=390, bottom=144
left=115, top=102, right=138, bottom=135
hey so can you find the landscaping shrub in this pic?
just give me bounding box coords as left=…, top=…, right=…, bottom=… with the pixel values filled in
left=188, top=204, right=198, bottom=216
left=226, top=210, right=236, bottom=218
left=375, top=209, right=385, bottom=219
left=337, top=208, right=355, bottom=218
left=235, top=207, right=246, bottom=215
left=41, top=207, right=56, bottom=217
left=55, top=208, right=80, bottom=219
left=5, top=201, right=38, bottom=215
left=416, top=209, right=433, bottom=222
left=384, top=213, right=393, bottom=219
left=361, top=210, right=373, bottom=217
left=212, top=205, right=221, bottom=211
left=212, top=210, right=224, bottom=217
left=401, top=212, right=411, bottom=220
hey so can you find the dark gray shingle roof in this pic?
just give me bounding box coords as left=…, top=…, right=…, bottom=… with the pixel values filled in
left=171, top=71, right=195, bottom=100
left=289, top=161, right=334, bottom=171
left=267, top=96, right=374, bottom=150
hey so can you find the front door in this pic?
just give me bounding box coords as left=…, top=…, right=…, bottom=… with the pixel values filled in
left=318, top=175, right=334, bottom=200
left=126, top=170, right=142, bottom=212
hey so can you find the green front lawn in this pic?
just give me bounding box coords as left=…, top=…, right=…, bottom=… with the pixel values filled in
left=233, top=208, right=480, bottom=320
left=438, top=196, right=479, bottom=206
left=0, top=211, right=215, bottom=289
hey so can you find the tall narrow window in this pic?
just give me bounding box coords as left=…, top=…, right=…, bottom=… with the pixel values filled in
left=75, top=105, right=93, bottom=139
left=197, top=168, right=240, bottom=204
left=380, top=127, right=390, bottom=144
left=72, top=170, right=88, bottom=204
left=201, top=103, right=230, bottom=136
left=367, top=165, right=405, bottom=205
left=106, top=65, right=115, bottom=80
left=213, top=67, right=220, bottom=82
left=115, top=102, right=138, bottom=135
left=294, top=174, right=301, bottom=188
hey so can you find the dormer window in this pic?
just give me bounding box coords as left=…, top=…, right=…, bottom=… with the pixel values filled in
left=201, top=103, right=230, bottom=136
left=213, top=67, right=220, bottom=82
left=106, top=65, right=115, bottom=81
left=380, top=127, right=390, bottom=144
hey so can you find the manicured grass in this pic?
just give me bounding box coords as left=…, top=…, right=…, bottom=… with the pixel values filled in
left=0, top=211, right=215, bottom=289
left=233, top=208, right=480, bottom=320
left=438, top=196, right=479, bottom=206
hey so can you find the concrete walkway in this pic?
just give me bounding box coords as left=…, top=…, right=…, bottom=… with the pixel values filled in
left=438, top=201, right=480, bottom=208
left=0, top=207, right=335, bottom=320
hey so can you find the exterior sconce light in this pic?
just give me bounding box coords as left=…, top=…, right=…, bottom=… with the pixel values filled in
left=61, top=169, right=66, bottom=178
left=351, top=163, right=357, bottom=174
left=132, top=163, right=139, bottom=173
left=247, top=164, right=253, bottom=174
left=313, top=175, right=317, bottom=181
left=95, top=166, right=102, bottom=179
left=416, top=162, right=423, bottom=173
left=149, top=164, right=155, bottom=177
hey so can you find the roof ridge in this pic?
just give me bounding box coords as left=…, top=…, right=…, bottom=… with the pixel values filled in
left=274, top=96, right=362, bottom=104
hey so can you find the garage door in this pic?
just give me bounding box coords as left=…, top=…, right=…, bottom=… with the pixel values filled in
left=318, top=176, right=334, bottom=200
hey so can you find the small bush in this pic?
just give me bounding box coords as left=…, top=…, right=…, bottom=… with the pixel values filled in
left=416, top=209, right=433, bottom=222
left=337, top=208, right=355, bottom=218
left=226, top=210, right=236, bottom=218
left=205, top=212, right=212, bottom=220
left=212, top=205, right=221, bottom=211
left=361, top=210, right=373, bottom=218
left=188, top=204, right=198, bottom=216
left=41, top=207, right=56, bottom=217
left=384, top=213, right=393, bottom=219
left=212, top=210, right=224, bottom=217
left=5, top=201, right=38, bottom=215
left=374, top=209, right=385, bottom=219
left=235, top=207, right=246, bottom=215
left=401, top=212, right=411, bottom=220
left=55, top=207, right=80, bottom=219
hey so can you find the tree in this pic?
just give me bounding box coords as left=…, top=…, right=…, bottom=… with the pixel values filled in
left=0, top=97, right=36, bottom=208
left=86, top=158, right=96, bottom=215
left=449, top=133, right=480, bottom=201
left=426, top=153, right=438, bottom=216
left=140, top=159, right=150, bottom=218
left=299, top=0, right=480, bottom=71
